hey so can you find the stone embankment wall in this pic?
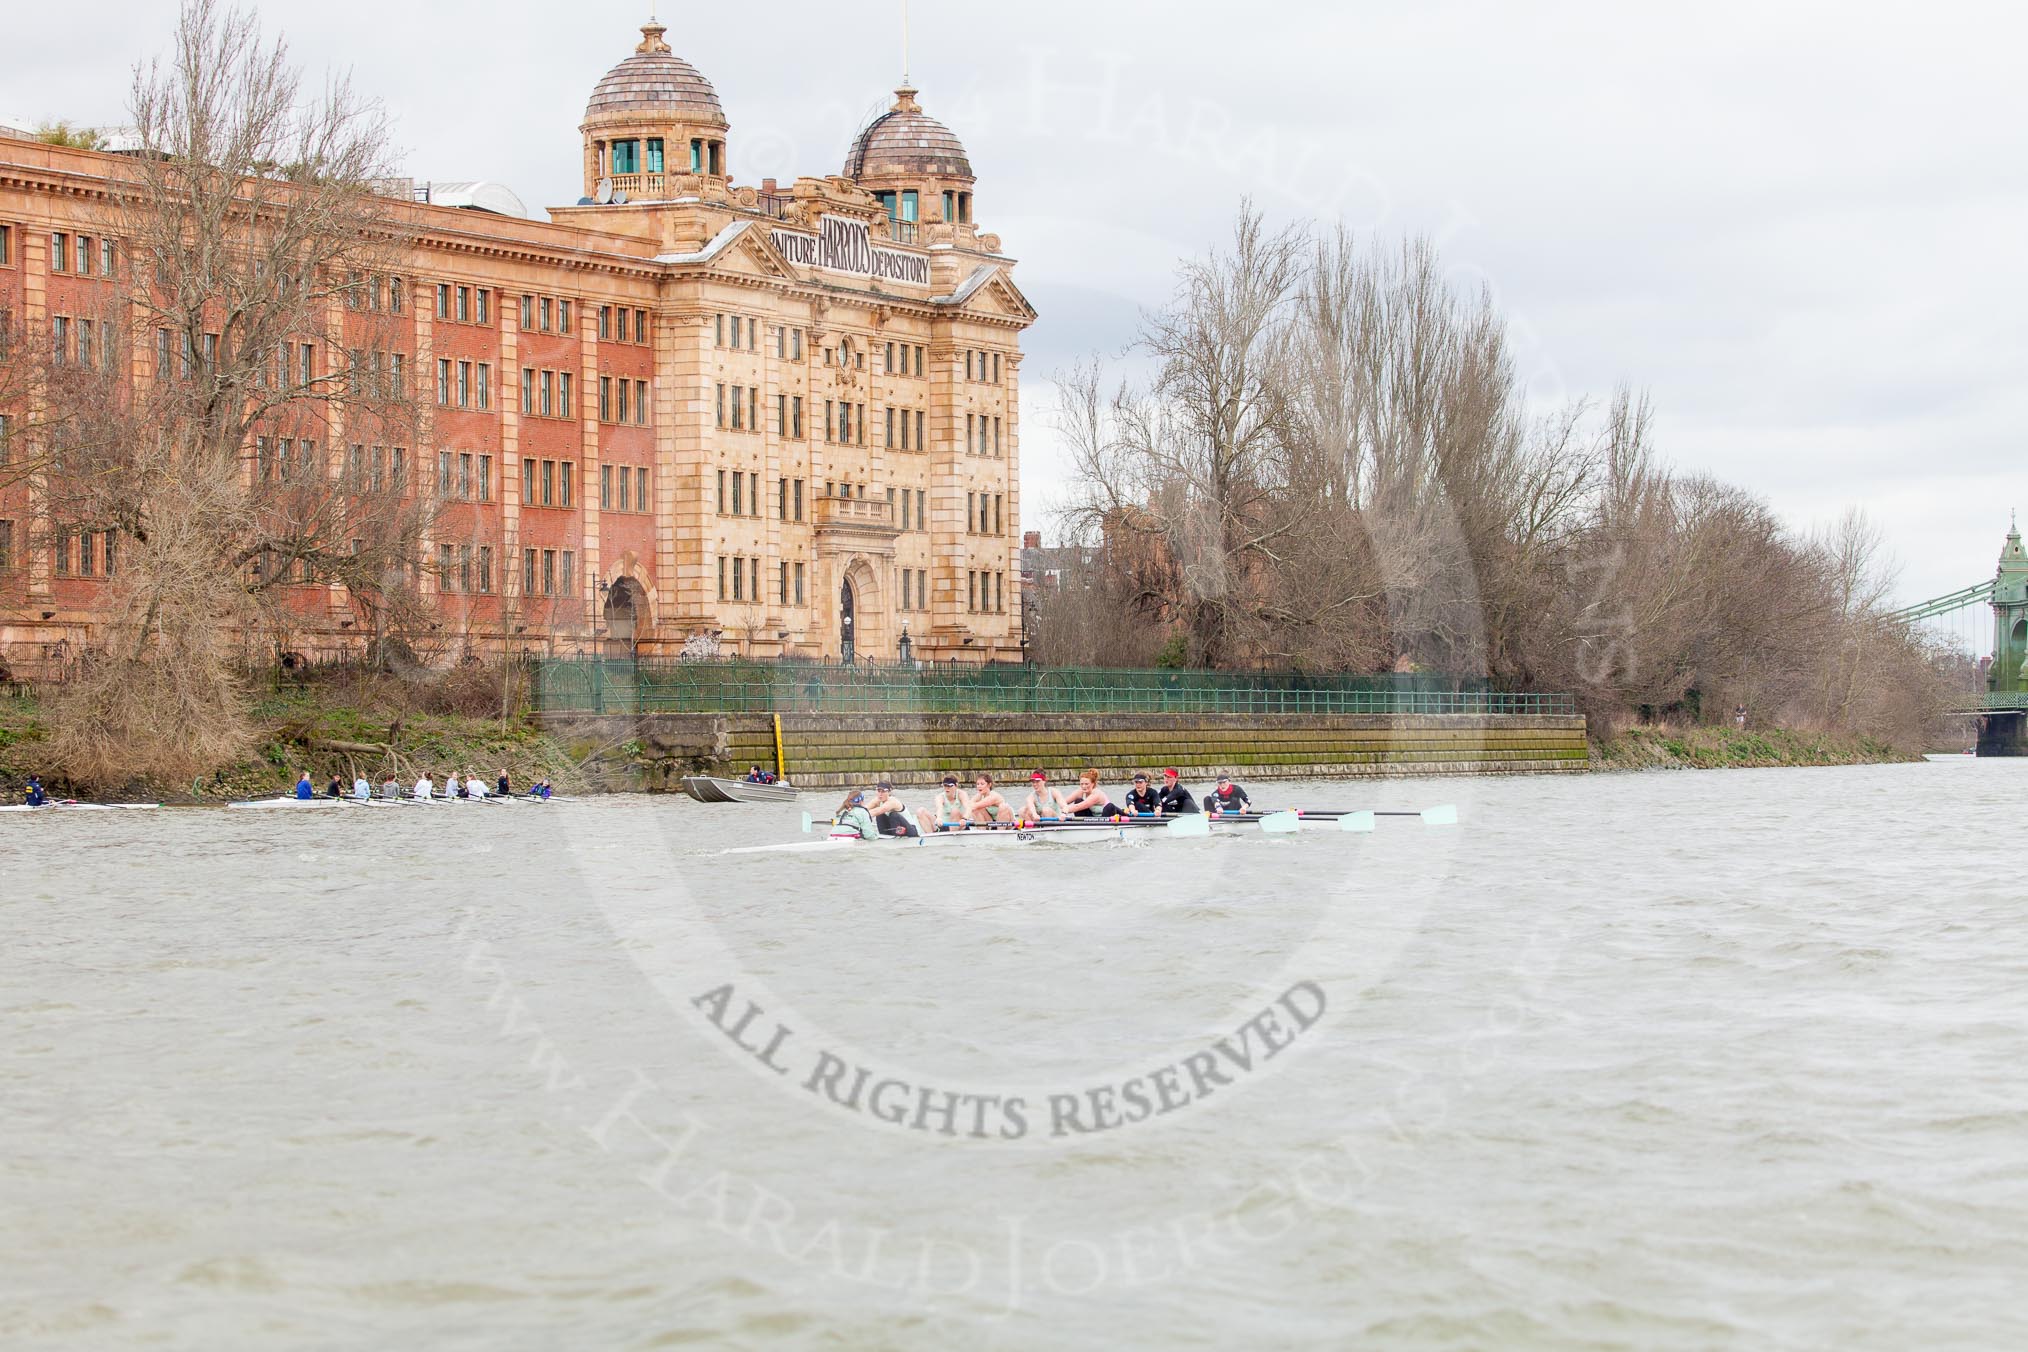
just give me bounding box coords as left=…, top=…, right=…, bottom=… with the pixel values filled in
left=546, top=712, right=1590, bottom=791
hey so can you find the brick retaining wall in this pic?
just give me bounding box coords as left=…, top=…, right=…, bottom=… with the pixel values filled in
left=544, top=712, right=1589, bottom=790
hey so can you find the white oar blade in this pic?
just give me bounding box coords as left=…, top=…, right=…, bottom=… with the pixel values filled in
left=800, top=812, right=814, bottom=835
left=1339, top=811, right=1377, bottom=833
left=1421, top=805, right=1459, bottom=827
left=1260, top=811, right=1302, bottom=835
left=1167, top=814, right=1212, bottom=839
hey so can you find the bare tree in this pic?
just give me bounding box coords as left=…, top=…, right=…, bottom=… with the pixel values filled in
left=1053, top=203, right=1960, bottom=751
left=32, top=0, right=437, bottom=787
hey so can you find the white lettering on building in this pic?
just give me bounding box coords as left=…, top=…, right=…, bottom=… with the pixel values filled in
left=771, top=215, right=930, bottom=286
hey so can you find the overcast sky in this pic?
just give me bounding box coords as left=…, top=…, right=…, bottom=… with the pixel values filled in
left=9, top=0, right=2026, bottom=615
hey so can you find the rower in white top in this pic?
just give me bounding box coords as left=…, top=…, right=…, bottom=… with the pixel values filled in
left=465, top=771, right=489, bottom=800
left=414, top=773, right=434, bottom=801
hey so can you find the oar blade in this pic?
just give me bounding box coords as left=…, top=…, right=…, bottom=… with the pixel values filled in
left=800, top=811, right=814, bottom=835
left=1166, top=814, right=1212, bottom=838
left=1259, top=811, right=1302, bottom=835
left=1421, top=804, right=1459, bottom=827
left=1339, top=811, right=1377, bottom=834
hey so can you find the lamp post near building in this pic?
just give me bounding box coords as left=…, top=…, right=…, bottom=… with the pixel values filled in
left=898, top=622, right=913, bottom=668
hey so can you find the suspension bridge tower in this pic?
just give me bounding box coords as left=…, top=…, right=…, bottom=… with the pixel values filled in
left=1980, top=517, right=2028, bottom=754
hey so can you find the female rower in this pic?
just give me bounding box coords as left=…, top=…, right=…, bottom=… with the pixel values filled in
left=965, top=774, right=1014, bottom=826
left=930, top=776, right=971, bottom=832
left=830, top=791, right=881, bottom=841
left=1020, top=771, right=1073, bottom=824
left=864, top=781, right=920, bottom=838
left=1207, top=774, right=1251, bottom=815
left=1063, top=768, right=1117, bottom=819
left=1123, top=772, right=1160, bottom=815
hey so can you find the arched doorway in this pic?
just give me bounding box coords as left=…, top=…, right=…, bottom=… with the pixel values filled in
left=604, top=577, right=647, bottom=658
left=840, top=577, right=856, bottom=665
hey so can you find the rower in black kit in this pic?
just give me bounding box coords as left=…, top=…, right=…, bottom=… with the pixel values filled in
left=1156, top=768, right=1197, bottom=815
left=1207, top=774, right=1250, bottom=815
left=1124, top=772, right=1160, bottom=815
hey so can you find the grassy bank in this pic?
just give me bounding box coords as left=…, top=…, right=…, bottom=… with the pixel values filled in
left=1591, top=725, right=1923, bottom=771
left=0, top=683, right=607, bottom=804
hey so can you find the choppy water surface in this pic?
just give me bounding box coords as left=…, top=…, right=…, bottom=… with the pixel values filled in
left=5, top=760, right=2027, bottom=1350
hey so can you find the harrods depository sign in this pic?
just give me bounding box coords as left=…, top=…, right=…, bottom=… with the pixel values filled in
left=771, top=215, right=932, bottom=286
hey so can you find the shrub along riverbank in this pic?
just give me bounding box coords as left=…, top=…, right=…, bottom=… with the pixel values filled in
left=0, top=683, right=599, bottom=804
left=1590, top=725, right=1925, bottom=771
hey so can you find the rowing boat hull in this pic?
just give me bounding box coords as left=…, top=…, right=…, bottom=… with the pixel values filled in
left=0, top=802, right=162, bottom=813
left=726, top=825, right=1139, bottom=856
left=682, top=776, right=799, bottom=805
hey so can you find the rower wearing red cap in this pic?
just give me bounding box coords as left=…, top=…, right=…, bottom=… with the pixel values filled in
left=1020, top=770, right=1073, bottom=824
left=1156, top=768, right=1198, bottom=816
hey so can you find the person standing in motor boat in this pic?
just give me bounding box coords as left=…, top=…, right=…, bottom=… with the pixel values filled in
left=1123, top=772, right=1160, bottom=816
left=830, top=791, right=880, bottom=841
left=24, top=775, right=49, bottom=807
left=414, top=772, right=434, bottom=801
left=864, top=781, right=920, bottom=838
left=1206, top=774, right=1251, bottom=816
left=1156, top=768, right=1198, bottom=815
left=930, top=776, right=971, bottom=832
left=1063, top=769, right=1118, bottom=819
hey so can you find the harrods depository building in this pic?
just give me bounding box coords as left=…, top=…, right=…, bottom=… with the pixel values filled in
left=0, top=22, right=1033, bottom=667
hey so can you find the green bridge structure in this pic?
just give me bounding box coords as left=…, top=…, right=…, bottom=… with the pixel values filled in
left=1895, top=519, right=2028, bottom=753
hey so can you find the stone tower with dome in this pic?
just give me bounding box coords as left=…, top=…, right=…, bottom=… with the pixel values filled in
left=0, top=20, right=1035, bottom=669
left=543, top=21, right=1036, bottom=665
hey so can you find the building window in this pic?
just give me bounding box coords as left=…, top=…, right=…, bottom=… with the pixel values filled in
left=50, top=233, right=68, bottom=272
left=716, top=383, right=726, bottom=428
left=522, top=457, right=535, bottom=504
left=790, top=396, right=804, bottom=439
left=717, top=555, right=726, bottom=600
left=600, top=377, right=613, bottom=422
left=540, top=371, right=554, bottom=417
left=636, top=309, right=648, bottom=342
left=793, top=478, right=804, bottom=521
left=0, top=224, right=11, bottom=266
left=731, top=471, right=744, bottom=516
left=561, top=462, right=574, bottom=509
left=637, top=380, right=650, bottom=425
left=542, top=549, right=557, bottom=596
left=477, top=546, right=493, bottom=593
left=521, top=368, right=534, bottom=414
left=560, top=371, right=573, bottom=419
left=561, top=550, right=575, bottom=596
left=458, top=452, right=473, bottom=500
left=478, top=455, right=492, bottom=501
left=477, top=364, right=491, bottom=410
left=636, top=467, right=649, bottom=512
left=522, top=547, right=536, bottom=596
left=477, top=289, right=490, bottom=325
left=794, top=562, right=806, bottom=605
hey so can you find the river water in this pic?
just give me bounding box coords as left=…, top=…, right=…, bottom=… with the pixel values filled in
left=4, top=759, right=2025, bottom=1350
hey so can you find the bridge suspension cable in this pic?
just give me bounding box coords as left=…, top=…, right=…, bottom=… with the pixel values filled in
left=1889, top=580, right=1993, bottom=625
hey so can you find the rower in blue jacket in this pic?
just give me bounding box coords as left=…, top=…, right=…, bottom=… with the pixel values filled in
left=294, top=772, right=315, bottom=800
left=24, top=775, right=48, bottom=807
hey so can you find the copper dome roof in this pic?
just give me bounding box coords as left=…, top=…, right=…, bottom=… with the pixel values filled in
left=844, top=88, right=973, bottom=180
left=584, top=24, right=726, bottom=125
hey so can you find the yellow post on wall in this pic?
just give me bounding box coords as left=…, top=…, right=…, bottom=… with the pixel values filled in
left=773, top=714, right=788, bottom=783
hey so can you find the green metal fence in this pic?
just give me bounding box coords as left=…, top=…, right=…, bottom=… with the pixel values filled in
left=533, top=659, right=1578, bottom=718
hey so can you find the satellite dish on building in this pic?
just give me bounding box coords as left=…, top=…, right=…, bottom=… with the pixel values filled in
left=612, top=191, right=630, bottom=206
left=594, top=178, right=613, bottom=205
